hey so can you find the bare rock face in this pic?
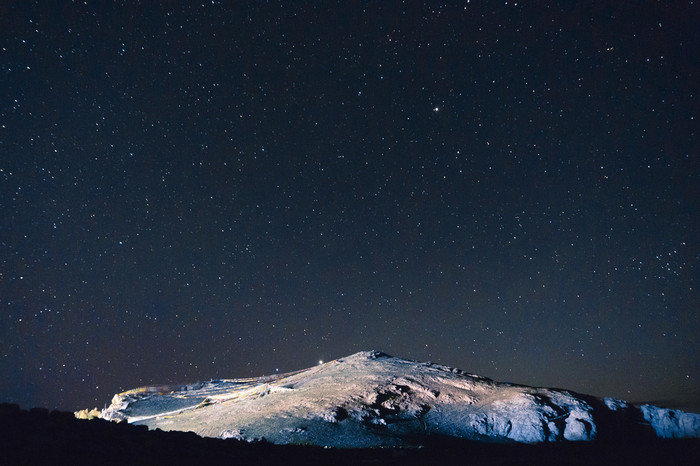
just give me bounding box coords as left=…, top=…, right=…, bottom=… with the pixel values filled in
left=91, top=351, right=700, bottom=447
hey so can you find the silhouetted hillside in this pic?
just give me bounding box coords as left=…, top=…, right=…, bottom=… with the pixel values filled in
left=1, top=403, right=699, bottom=465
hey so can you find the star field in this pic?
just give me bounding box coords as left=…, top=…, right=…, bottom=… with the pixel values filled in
left=1, top=1, right=698, bottom=412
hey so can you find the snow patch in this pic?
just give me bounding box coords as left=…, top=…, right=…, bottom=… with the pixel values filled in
left=640, top=405, right=700, bottom=439
left=603, top=398, right=629, bottom=411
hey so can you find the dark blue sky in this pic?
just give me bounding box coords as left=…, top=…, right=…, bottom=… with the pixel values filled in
left=1, top=1, right=698, bottom=412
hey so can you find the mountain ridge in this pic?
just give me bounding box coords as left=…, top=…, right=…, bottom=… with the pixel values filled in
left=86, top=350, right=700, bottom=447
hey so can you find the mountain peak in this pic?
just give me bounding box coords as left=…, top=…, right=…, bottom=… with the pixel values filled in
left=89, top=352, right=700, bottom=447
left=361, top=349, right=391, bottom=359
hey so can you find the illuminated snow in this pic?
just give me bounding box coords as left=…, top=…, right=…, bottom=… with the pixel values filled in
left=95, top=351, right=700, bottom=447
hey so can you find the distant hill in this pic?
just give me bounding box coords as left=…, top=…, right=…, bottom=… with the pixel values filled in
left=94, top=351, right=700, bottom=447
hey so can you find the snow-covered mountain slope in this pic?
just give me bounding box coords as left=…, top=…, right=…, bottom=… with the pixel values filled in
left=93, top=351, right=700, bottom=447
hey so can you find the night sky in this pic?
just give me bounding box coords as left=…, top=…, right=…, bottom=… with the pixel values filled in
left=1, top=1, right=698, bottom=413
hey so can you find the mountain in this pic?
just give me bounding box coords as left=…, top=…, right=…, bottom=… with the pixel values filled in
left=90, top=351, right=700, bottom=447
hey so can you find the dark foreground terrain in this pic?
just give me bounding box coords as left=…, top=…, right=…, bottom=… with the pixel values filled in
left=1, top=403, right=698, bottom=466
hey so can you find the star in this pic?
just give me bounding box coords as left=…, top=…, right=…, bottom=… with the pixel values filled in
left=1, top=0, right=696, bottom=414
